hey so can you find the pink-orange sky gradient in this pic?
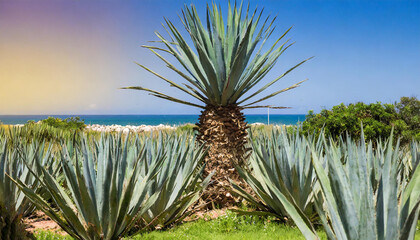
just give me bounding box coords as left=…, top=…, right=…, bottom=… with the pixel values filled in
left=1, top=1, right=134, bottom=114
left=1, top=0, right=419, bottom=115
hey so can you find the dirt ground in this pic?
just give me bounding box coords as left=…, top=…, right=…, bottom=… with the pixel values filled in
left=24, top=211, right=65, bottom=235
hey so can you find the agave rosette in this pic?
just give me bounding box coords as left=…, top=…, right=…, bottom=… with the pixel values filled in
left=139, top=133, right=213, bottom=229
left=11, top=132, right=211, bottom=239
left=311, top=131, right=420, bottom=240
left=231, top=128, right=320, bottom=239
left=0, top=128, right=58, bottom=239
left=11, top=133, right=164, bottom=240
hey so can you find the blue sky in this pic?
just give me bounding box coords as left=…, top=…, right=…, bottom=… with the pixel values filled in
left=1, top=0, right=419, bottom=115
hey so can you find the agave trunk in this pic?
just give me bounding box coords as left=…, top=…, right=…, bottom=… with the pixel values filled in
left=196, top=104, right=249, bottom=206
left=0, top=206, right=30, bottom=240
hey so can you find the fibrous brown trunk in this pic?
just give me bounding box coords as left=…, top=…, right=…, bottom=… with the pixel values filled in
left=196, top=104, right=250, bottom=207
left=0, top=207, right=32, bottom=240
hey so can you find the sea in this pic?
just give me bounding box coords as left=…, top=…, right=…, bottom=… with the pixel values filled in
left=0, top=114, right=306, bottom=126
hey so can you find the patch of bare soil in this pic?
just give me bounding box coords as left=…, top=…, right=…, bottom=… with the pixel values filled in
left=184, top=207, right=238, bottom=222
left=24, top=211, right=67, bottom=236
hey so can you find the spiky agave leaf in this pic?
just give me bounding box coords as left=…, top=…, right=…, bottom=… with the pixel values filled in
left=231, top=127, right=320, bottom=240
left=123, top=2, right=311, bottom=109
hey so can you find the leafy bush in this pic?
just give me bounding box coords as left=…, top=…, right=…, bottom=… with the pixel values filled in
left=302, top=97, right=420, bottom=144
left=14, top=117, right=92, bottom=144
left=396, top=96, right=420, bottom=141
left=7, top=123, right=80, bottom=144
left=37, top=116, right=86, bottom=131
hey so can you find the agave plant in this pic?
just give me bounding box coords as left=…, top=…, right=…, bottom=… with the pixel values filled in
left=11, top=133, right=165, bottom=240
left=231, top=128, right=320, bottom=239
left=123, top=2, right=311, bottom=204
left=309, top=132, right=420, bottom=240
left=12, top=132, right=211, bottom=239
left=0, top=130, right=57, bottom=240
left=401, top=140, right=420, bottom=182
left=138, top=133, right=212, bottom=229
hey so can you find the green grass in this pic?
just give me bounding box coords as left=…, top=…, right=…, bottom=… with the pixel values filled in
left=33, top=230, right=72, bottom=240
left=27, top=212, right=420, bottom=240
left=32, top=217, right=420, bottom=240
left=135, top=217, right=325, bottom=240
left=33, top=211, right=327, bottom=240
left=417, top=221, right=420, bottom=239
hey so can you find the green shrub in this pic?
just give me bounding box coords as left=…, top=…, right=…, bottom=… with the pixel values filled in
left=38, top=117, right=86, bottom=131
left=302, top=97, right=420, bottom=144
left=10, top=123, right=75, bottom=144
left=396, top=96, right=420, bottom=141
left=17, top=117, right=86, bottom=143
